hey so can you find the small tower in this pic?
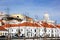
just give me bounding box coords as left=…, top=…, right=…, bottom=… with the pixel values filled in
left=43, top=12, right=55, bottom=24
left=43, top=12, right=50, bottom=22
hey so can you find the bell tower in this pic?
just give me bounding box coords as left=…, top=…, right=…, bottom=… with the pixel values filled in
left=43, top=12, right=50, bottom=22
left=43, top=12, right=55, bottom=24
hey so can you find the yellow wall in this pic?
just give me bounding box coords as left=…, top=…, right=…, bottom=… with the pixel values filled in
left=11, top=14, right=25, bottom=19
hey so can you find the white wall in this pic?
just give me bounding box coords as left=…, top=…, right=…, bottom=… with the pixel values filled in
left=8, top=26, right=60, bottom=37
left=0, top=31, right=8, bottom=36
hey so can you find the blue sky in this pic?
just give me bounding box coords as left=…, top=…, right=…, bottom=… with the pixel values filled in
left=0, top=0, right=60, bottom=24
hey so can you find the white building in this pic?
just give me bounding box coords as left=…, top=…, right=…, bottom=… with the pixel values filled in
left=0, top=13, right=60, bottom=38
left=0, top=27, right=8, bottom=36
left=2, top=21, right=60, bottom=37
left=43, top=12, right=55, bottom=24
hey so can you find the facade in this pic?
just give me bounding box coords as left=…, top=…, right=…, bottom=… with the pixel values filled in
left=2, top=21, right=60, bottom=37
left=0, top=12, right=60, bottom=38
left=0, top=27, right=8, bottom=36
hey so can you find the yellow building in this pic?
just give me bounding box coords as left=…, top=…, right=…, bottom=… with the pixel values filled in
left=11, top=14, right=34, bottom=22
left=11, top=14, right=25, bottom=19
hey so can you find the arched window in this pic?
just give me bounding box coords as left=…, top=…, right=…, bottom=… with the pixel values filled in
left=35, top=29, right=36, bottom=32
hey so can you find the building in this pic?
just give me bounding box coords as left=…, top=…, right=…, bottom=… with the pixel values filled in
left=3, top=21, right=40, bottom=37
left=11, top=14, right=34, bottom=22
left=43, top=12, right=55, bottom=24
left=0, top=12, right=60, bottom=38
left=0, top=26, right=8, bottom=36
left=2, top=21, right=60, bottom=37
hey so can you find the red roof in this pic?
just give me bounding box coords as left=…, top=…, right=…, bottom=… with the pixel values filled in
left=56, top=24, right=60, bottom=28
left=0, top=26, right=7, bottom=31
left=2, top=24, right=10, bottom=28
left=0, top=21, right=56, bottom=28
left=2, top=24, right=18, bottom=28
left=2, top=22, right=40, bottom=28
left=18, top=22, right=40, bottom=27
left=40, top=21, right=55, bottom=28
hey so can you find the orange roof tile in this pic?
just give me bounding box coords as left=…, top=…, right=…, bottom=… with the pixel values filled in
left=0, top=27, right=7, bottom=31
left=41, top=21, right=54, bottom=28
left=18, top=22, right=40, bottom=27
left=2, top=22, right=40, bottom=28
left=2, top=24, right=18, bottom=28
left=56, top=24, right=60, bottom=28
left=2, top=24, right=11, bottom=28
left=1, top=21, right=55, bottom=28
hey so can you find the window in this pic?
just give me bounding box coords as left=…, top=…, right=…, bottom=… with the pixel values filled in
left=5, top=33, right=6, bottom=35
left=17, top=16, right=19, bottom=18
left=35, top=29, right=36, bottom=32
left=12, top=29, right=13, bottom=31
left=35, top=34, right=36, bottom=36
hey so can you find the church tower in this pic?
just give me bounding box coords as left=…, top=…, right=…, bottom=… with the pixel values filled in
left=43, top=12, right=50, bottom=22
left=43, top=12, right=55, bottom=24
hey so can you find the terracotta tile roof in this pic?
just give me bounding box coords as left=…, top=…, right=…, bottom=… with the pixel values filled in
left=2, top=22, right=40, bottom=28
left=0, top=26, right=7, bottom=31
left=41, top=21, right=55, bottom=28
left=56, top=24, right=60, bottom=28
left=1, top=21, right=55, bottom=28
left=18, top=22, right=40, bottom=27
left=2, top=24, right=10, bottom=28
left=2, top=24, right=18, bottom=28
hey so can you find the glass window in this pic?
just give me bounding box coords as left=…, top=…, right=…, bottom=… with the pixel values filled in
left=12, top=29, right=13, bottom=31
left=5, top=33, right=6, bottom=35
left=35, top=29, right=36, bottom=32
